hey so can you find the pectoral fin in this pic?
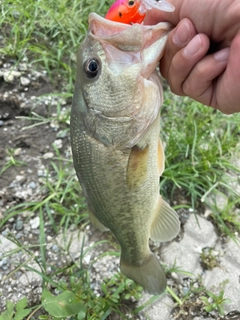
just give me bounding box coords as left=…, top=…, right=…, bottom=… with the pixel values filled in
left=127, top=145, right=149, bottom=190
left=88, top=209, right=109, bottom=232
left=150, top=196, right=180, bottom=242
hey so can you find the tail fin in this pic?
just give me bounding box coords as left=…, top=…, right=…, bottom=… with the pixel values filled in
left=120, top=253, right=167, bottom=295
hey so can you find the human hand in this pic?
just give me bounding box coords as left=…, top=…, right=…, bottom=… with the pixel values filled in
left=145, top=0, right=240, bottom=114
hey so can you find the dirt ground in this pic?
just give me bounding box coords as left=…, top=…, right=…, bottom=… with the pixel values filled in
left=0, top=56, right=71, bottom=213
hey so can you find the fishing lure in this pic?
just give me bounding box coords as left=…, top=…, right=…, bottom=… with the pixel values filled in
left=105, top=0, right=174, bottom=24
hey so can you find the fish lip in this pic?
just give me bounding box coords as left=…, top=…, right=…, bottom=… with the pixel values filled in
left=88, top=13, right=171, bottom=78
left=88, top=12, right=171, bottom=45
left=88, top=12, right=133, bottom=35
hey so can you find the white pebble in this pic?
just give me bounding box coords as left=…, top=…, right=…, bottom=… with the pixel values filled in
left=53, top=139, right=62, bottom=149
left=43, top=152, right=54, bottom=159
left=29, top=216, right=40, bottom=229
left=20, top=76, right=30, bottom=86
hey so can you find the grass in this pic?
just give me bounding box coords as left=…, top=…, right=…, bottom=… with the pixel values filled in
left=160, top=92, right=240, bottom=236
left=161, top=93, right=240, bottom=207
left=0, top=0, right=240, bottom=319
left=0, top=0, right=111, bottom=91
left=0, top=148, right=26, bottom=175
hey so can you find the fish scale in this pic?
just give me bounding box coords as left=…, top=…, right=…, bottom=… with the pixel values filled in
left=74, top=121, right=155, bottom=257
left=85, top=70, right=141, bottom=116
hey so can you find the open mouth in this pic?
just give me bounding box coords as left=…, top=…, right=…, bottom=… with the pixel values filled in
left=88, top=13, right=171, bottom=78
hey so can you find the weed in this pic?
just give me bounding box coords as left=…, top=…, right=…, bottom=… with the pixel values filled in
left=200, top=290, right=231, bottom=316
left=208, top=197, right=240, bottom=236
left=200, top=247, right=220, bottom=270
left=0, top=298, right=32, bottom=320
left=0, top=148, right=26, bottom=175
left=164, top=260, right=194, bottom=277
left=169, top=275, right=232, bottom=319
left=168, top=277, right=206, bottom=319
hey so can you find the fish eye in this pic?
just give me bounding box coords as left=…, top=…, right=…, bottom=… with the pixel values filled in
left=84, top=58, right=100, bottom=78
left=128, top=0, right=135, bottom=6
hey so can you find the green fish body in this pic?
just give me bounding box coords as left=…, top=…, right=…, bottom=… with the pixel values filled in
left=71, top=13, right=180, bottom=294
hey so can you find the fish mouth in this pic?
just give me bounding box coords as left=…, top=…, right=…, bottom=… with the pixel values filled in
left=88, top=13, right=172, bottom=78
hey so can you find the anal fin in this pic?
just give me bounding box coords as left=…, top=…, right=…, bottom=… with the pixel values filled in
left=150, top=196, right=180, bottom=242
left=88, top=209, right=109, bottom=232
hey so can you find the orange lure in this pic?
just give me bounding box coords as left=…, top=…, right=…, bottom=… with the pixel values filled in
left=105, top=0, right=175, bottom=25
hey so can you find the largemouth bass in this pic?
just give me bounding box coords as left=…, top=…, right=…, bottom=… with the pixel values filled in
left=70, top=13, right=180, bottom=294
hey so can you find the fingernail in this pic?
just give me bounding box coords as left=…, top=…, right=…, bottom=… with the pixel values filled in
left=173, top=20, right=191, bottom=46
left=214, top=48, right=229, bottom=61
left=184, top=35, right=202, bottom=56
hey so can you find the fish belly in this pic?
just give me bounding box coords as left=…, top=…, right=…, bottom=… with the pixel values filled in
left=71, top=113, right=179, bottom=294
left=71, top=113, right=160, bottom=256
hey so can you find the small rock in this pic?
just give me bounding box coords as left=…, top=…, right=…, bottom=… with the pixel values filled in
left=20, top=76, right=30, bottom=86
left=15, top=175, right=26, bottom=184
left=8, top=181, right=17, bottom=188
left=18, top=266, right=42, bottom=286
left=171, top=272, right=178, bottom=280
left=29, top=216, right=40, bottom=229
left=53, top=139, right=62, bottom=149
left=37, top=165, right=47, bottom=177
left=18, top=63, right=28, bottom=71
left=15, top=188, right=32, bottom=200
left=16, top=233, right=23, bottom=239
left=3, top=70, right=21, bottom=83
left=182, top=287, right=190, bottom=296
left=206, top=190, right=228, bottom=211
left=83, top=254, right=91, bottom=264
left=224, top=237, right=240, bottom=266
left=43, top=152, right=54, bottom=159
left=57, top=130, right=67, bottom=139
left=14, top=148, right=22, bottom=156
left=138, top=294, right=174, bottom=320
left=28, top=181, right=37, bottom=189
left=56, top=230, right=87, bottom=261
left=223, top=172, right=240, bottom=195
left=15, top=219, right=23, bottom=231
left=51, top=244, right=59, bottom=252
left=0, top=235, right=18, bottom=264
left=0, top=257, right=8, bottom=267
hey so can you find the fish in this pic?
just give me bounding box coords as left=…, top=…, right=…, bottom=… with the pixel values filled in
left=70, top=13, right=180, bottom=294
left=105, top=0, right=174, bottom=25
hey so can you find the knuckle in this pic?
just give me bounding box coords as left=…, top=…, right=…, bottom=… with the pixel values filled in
left=182, top=64, right=206, bottom=96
